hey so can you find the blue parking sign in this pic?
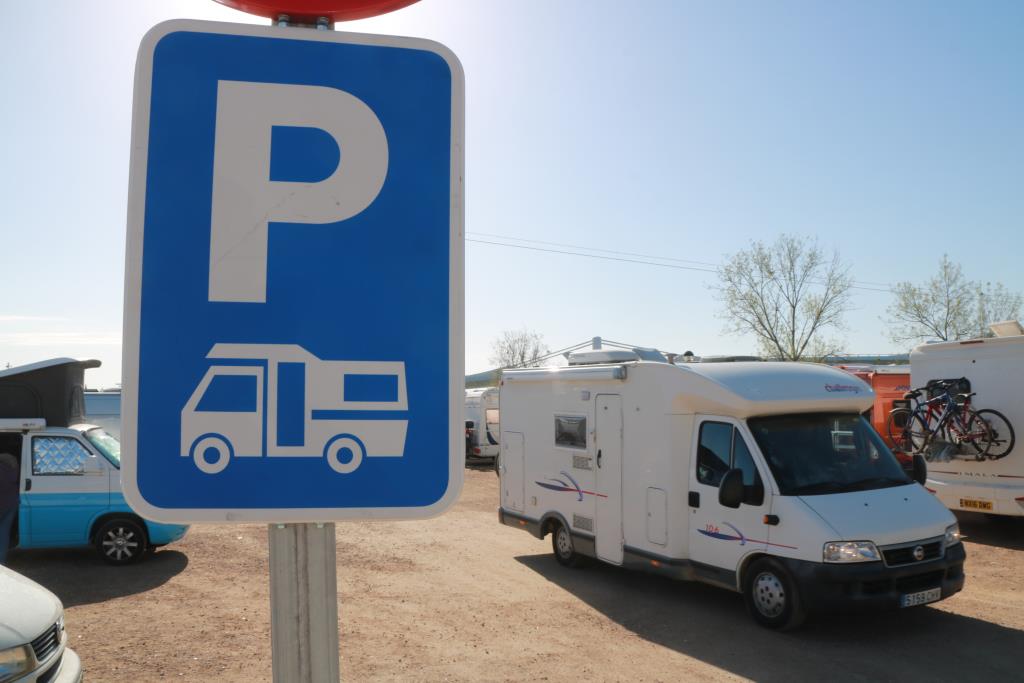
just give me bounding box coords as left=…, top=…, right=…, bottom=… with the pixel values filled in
left=122, top=20, right=464, bottom=522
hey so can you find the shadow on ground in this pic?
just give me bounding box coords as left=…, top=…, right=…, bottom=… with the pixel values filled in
left=956, top=511, right=1024, bottom=551
left=6, top=548, right=188, bottom=608
left=516, top=553, right=1023, bottom=682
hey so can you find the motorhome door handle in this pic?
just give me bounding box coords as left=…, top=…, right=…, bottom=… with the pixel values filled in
left=688, top=491, right=699, bottom=508
left=25, top=478, right=31, bottom=491
left=596, top=449, right=602, bottom=468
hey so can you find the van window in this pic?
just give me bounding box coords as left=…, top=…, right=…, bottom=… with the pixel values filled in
left=32, top=436, right=91, bottom=475
left=697, top=421, right=764, bottom=502
left=697, top=422, right=732, bottom=486
left=554, top=415, right=587, bottom=449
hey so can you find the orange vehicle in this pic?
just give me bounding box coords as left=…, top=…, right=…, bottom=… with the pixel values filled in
left=837, top=365, right=911, bottom=454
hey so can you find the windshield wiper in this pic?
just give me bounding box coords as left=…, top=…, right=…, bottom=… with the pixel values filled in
left=840, top=477, right=910, bottom=492
left=790, top=482, right=846, bottom=495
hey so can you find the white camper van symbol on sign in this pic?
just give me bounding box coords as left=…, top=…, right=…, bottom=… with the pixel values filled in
left=180, top=343, right=408, bottom=475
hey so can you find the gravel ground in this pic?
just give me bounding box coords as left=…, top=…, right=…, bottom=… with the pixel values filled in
left=8, top=468, right=1024, bottom=681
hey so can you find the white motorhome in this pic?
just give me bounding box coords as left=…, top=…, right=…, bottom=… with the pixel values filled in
left=464, top=387, right=499, bottom=461
left=910, top=325, right=1023, bottom=517
left=498, top=351, right=964, bottom=629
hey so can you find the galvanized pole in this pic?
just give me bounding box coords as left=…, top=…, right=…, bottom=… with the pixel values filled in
left=266, top=14, right=340, bottom=682
left=268, top=522, right=340, bottom=682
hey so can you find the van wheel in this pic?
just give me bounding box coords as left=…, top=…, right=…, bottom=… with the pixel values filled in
left=552, top=523, right=585, bottom=568
left=96, top=518, right=148, bottom=565
left=743, top=558, right=806, bottom=630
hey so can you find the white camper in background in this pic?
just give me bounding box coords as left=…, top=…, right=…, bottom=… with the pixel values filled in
left=498, top=351, right=964, bottom=629
left=910, top=324, right=1023, bottom=517
left=464, top=387, right=499, bottom=461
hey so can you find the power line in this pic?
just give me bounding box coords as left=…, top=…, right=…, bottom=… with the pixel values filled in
left=469, top=231, right=893, bottom=289
left=466, top=235, right=892, bottom=293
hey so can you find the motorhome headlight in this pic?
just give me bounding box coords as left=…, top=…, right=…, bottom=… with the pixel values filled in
left=944, top=523, right=962, bottom=546
left=823, top=541, right=880, bottom=563
left=0, top=645, right=32, bottom=682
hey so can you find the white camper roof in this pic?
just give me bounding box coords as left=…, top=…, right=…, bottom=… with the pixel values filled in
left=911, top=333, right=1024, bottom=361
left=504, top=361, right=873, bottom=418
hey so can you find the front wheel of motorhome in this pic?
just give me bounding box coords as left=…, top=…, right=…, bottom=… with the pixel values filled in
left=324, top=435, right=365, bottom=474
left=743, top=558, right=806, bottom=631
left=551, top=523, right=586, bottom=568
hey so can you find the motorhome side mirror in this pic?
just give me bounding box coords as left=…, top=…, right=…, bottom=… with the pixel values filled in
left=82, top=456, right=104, bottom=476
left=912, top=454, right=928, bottom=486
left=718, top=469, right=744, bottom=509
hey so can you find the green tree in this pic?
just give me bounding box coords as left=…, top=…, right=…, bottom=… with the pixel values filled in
left=715, top=235, right=852, bottom=360
left=887, top=255, right=1022, bottom=342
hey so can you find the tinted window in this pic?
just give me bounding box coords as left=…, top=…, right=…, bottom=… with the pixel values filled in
left=697, top=422, right=732, bottom=486
left=555, top=415, right=586, bottom=449
left=33, top=436, right=90, bottom=475
left=748, top=413, right=910, bottom=496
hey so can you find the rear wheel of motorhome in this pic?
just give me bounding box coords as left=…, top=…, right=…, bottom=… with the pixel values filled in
left=551, top=522, right=585, bottom=568
left=743, top=559, right=806, bottom=630
left=974, top=409, right=1016, bottom=459
left=190, top=434, right=233, bottom=474
left=324, top=435, right=364, bottom=474
left=95, top=518, right=148, bottom=565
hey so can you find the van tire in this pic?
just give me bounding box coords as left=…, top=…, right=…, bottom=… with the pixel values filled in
left=95, top=518, right=148, bottom=565
left=551, top=522, right=585, bottom=568
left=743, top=558, right=806, bottom=630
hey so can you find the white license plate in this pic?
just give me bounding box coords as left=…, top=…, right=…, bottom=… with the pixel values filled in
left=900, top=587, right=941, bottom=608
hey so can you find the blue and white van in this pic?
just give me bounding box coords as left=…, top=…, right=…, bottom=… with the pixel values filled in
left=0, top=418, right=188, bottom=565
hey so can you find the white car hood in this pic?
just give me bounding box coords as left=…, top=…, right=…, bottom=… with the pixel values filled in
left=799, top=484, right=954, bottom=546
left=0, top=566, right=62, bottom=647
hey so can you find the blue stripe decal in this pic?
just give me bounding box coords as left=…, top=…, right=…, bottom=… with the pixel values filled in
left=311, top=410, right=409, bottom=421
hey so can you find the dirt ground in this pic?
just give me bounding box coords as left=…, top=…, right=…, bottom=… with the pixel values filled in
left=8, top=468, right=1024, bottom=682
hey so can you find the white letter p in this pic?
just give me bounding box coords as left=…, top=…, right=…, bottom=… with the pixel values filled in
left=208, top=81, right=388, bottom=303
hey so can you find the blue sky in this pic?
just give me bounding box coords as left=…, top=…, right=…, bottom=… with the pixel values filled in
left=1, top=1, right=1021, bottom=388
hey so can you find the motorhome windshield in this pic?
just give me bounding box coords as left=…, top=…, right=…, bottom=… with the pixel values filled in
left=747, top=413, right=909, bottom=496
left=85, top=428, right=121, bottom=468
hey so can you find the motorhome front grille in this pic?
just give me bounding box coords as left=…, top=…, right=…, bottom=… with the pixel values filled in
left=31, top=621, right=62, bottom=663
left=881, top=539, right=943, bottom=567
left=862, top=570, right=945, bottom=596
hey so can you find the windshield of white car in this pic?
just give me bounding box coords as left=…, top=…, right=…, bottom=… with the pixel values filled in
left=747, top=413, right=910, bottom=496
left=85, top=428, right=121, bottom=468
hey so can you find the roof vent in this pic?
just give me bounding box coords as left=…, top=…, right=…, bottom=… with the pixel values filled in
left=989, top=320, right=1024, bottom=338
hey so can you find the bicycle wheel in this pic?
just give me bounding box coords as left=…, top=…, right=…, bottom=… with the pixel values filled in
left=886, top=408, right=912, bottom=451
left=975, top=409, right=1016, bottom=459
left=905, top=412, right=933, bottom=455
left=948, top=409, right=993, bottom=458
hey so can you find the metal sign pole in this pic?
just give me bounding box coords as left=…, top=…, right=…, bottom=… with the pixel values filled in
left=269, top=522, right=340, bottom=682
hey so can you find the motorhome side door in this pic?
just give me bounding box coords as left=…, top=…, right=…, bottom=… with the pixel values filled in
left=594, top=395, right=623, bottom=565
left=687, top=417, right=770, bottom=585
left=501, top=431, right=525, bottom=512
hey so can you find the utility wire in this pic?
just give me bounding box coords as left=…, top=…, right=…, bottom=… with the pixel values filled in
left=466, top=234, right=892, bottom=293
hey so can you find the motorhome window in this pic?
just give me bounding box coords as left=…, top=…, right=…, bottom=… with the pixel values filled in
left=697, top=422, right=732, bottom=486
left=84, top=428, right=121, bottom=468
left=32, top=436, right=90, bottom=475
left=344, top=374, right=398, bottom=403
left=485, top=409, right=499, bottom=427
left=748, top=413, right=910, bottom=496
left=197, top=374, right=258, bottom=412
left=555, top=416, right=587, bottom=449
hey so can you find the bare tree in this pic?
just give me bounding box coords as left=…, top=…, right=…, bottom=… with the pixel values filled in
left=887, top=256, right=1023, bottom=342
left=715, top=235, right=852, bottom=361
left=489, top=329, right=549, bottom=368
